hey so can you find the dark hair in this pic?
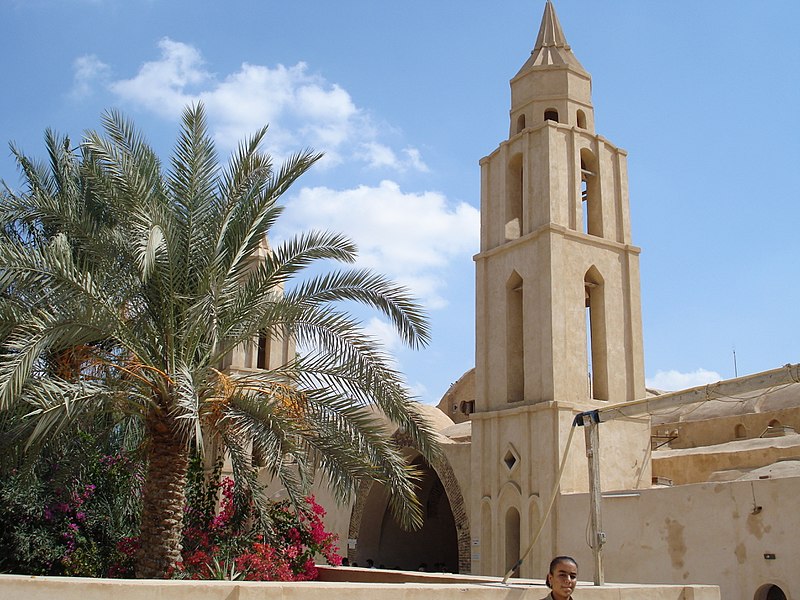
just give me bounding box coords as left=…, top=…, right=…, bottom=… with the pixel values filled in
left=546, top=556, right=578, bottom=588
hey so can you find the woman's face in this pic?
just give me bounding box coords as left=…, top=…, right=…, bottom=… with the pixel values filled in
left=547, top=560, right=577, bottom=600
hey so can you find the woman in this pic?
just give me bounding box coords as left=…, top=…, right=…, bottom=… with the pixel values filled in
left=543, top=556, right=578, bottom=600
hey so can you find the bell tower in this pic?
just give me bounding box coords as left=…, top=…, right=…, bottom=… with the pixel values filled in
left=470, top=1, right=650, bottom=577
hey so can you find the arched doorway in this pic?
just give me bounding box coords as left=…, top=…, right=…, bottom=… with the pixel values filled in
left=754, top=584, right=787, bottom=600
left=351, top=454, right=458, bottom=571
left=348, top=435, right=471, bottom=573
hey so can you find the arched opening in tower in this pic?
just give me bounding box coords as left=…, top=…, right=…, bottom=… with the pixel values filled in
left=505, top=153, right=523, bottom=240
left=506, top=270, right=525, bottom=403
left=580, top=148, right=601, bottom=236
left=354, top=454, right=459, bottom=572
left=584, top=266, right=608, bottom=400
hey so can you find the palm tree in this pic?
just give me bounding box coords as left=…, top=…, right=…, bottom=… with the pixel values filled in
left=0, top=104, right=439, bottom=578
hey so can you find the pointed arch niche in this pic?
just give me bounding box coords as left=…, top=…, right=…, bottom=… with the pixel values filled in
left=506, top=271, right=524, bottom=403
left=580, top=148, right=601, bottom=237
left=504, top=506, right=521, bottom=578
left=525, top=498, right=543, bottom=579
left=584, top=266, right=608, bottom=400
left=505, top=153, right=523, bottom=240
left=480, top=499, right=493, bottom=573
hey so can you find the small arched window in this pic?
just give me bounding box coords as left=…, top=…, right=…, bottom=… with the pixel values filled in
left=516, top=114, right=526, bottom=133
left=544, top=109, right=559, bottom=123
left=734, top=424, right=746, bottom=439
left=576, top=110, right=587, bottom=129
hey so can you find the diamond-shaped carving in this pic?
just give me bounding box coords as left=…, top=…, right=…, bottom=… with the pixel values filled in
left=503, top=446, right=520, bottom=472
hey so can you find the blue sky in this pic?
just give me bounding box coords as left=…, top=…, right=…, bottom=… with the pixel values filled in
left=2, top=1, right=798, bottom=402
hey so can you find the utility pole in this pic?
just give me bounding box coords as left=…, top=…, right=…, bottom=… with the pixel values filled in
left=582, top=411, right=605, bottom=585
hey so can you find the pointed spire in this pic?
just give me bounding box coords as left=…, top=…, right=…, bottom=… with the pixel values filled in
left=516, top=0, right=586, bottom=75
left=533, top=0, right=569, bottom=50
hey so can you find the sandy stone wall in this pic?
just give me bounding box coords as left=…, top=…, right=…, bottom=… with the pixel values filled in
left=652, top=435, right=800, bottom=485
left=558, top=476, right=797, bottom=600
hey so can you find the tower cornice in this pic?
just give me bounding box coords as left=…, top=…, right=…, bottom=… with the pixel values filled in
left=474, top=223, right=641, bottom=263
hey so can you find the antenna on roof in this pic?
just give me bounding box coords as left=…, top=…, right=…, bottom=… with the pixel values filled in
left=733, top=347, right=738, bottom=378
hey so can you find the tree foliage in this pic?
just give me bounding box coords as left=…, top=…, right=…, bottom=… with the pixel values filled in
left=0, top=104, right=439, bottom=577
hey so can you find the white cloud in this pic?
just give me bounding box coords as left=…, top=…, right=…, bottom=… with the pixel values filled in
left=646, top=368, right=723, bottom=391
left=70, top=55, right=110, bottom=99
left=355, top=143, right=430, bottom=172
left=105, top=38, right=425, bottom=172
left=361, top=318, right=433, bottom=403
left=406, top=381, right=431, bottom=404
left=278, top=180, right=479, bottom=309
left=357, top=142, right=400, bottom=170
left=110, top=38, right=208, bottom=118
left=363, top=317, right=402, bottom=355
left=403, top=147, right=429, bottom=173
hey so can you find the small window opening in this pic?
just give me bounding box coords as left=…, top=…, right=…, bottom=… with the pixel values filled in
left=503, top=450, right=518, bottom=471
left=256, top=331, right=270, bottom=369
left=576, top=110, right=587, bottom=129
left=734, top=424, right=746, bottom=439
left=516, top=114, right=526, bottom=133
left=544, top=109, right=559, bottom=123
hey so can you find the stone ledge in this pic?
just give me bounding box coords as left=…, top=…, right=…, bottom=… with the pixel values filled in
left=0, top=571, right=720, bottom=600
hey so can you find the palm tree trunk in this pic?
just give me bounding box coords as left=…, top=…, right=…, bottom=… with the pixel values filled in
left=135, top=413, right=190, bottom=578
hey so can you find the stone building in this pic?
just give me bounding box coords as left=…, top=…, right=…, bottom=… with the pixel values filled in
left=256, top=3, right=799, bottom=599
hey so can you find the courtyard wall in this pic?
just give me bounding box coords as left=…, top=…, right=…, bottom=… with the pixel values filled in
left=558, top=476, right=796, bottom=600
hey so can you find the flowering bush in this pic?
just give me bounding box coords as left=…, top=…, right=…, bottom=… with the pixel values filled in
left=173, top=457, right=341, bottom=581
left=0, top=436, right=340, bottom=580
left=0, top=431, right=143, bottom=577
left=246, top=494, right=343, bottom=580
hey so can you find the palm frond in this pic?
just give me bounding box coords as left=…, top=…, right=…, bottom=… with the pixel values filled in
left=285, top=268, right=430, bottom=348
left=168, top=103, right=220, bottom=290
